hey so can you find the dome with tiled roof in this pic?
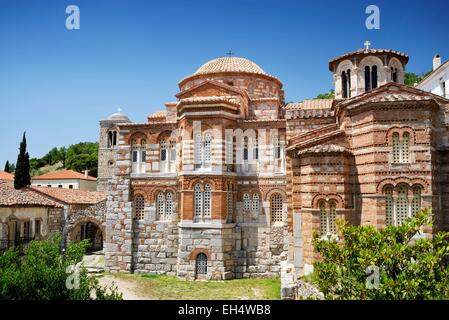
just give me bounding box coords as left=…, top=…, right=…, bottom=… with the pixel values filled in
left=194, top=57, right=268, bottom=76
left=107, top=109, right=130, bottom=122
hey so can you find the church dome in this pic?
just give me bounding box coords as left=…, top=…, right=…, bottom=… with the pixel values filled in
left=107, top=110, right=130, bottom=122
left=194, top=57, right=268, bottom=76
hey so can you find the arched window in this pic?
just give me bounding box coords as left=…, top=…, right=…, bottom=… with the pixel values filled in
left=160, top=139, right=167, bottom=161
left=319, top=201, right=327, bottom=236
left=253, top=138, right=259, bottom=160
left=371, top=65, right=378, bottom=89
left=226, top=183, right=234, bottom=222
left=194, top=184, right=203, bottom=219
left=396, top=185, right=409, bottom=226
left=270, top=193, right=283, bottom=223
left=347, top=69, right=351, bottom=98
left=166, top=192, right=174, bottom=217
left=204, top=184, right=212, bottom=218
left=252, top=193, right=260, bottom=213
left=365, top=66, right=371, bottom=92
left=194, top=133, right=202, bottom=165
left=194, top=183, right=213, bottom=222
left=157, top=192, right=165, bottom=218
left=402, top=132, right=410, bottom=163
left=243, top=193, right=251, bottom=211
left=392, top=132, right=410, bottom=164
left=319, top=201, right=338, bottom=237
left=392, top=132, right=400, bottom=163
left=108, top=131, right=117, bottom=148
left=341, top=71, right=348, bottom=98
left=204, top=133, right=212, bottom=166
left=243, top=137, right=249, bottom=161
left=274, top=137, right=282, bottom=160
left=132, top=138, right=146, bottom=174
left=391, top=67, right=398, bottom=83
left=412, top=186, right=421, bottom=216
left=384, top=186, right=394, bottom=226
left=133, top=194, right=145, bottom=220
left=196, top=253, right=208, bottom=275
left=328, top=201, right=337, bottom=235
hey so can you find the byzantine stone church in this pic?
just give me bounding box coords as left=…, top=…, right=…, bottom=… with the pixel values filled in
left=98, top=44, right=449, bottom=280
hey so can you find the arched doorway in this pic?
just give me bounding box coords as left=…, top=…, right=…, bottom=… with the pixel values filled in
left=72, top=221, right=103, bottom=253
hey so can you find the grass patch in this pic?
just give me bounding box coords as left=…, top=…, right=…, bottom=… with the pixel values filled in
left=106, top=273, right=281, bottom=300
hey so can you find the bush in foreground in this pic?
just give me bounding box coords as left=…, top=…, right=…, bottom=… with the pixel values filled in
left=313, top=209, right=449, bottom=300
left=0, top=234, right=122, bottom=300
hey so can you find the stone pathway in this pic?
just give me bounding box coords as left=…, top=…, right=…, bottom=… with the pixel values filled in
left=98, top=274, right=157, bottom=300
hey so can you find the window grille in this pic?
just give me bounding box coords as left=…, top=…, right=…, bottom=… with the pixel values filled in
left=204, top=133, right=212, bottom=165
left=204, top=184, right=212, bottom=218
left=329, top=201, right=337, bottom=235
left=270, top=193, right=283, bottom=222
left=243, top=193, right=251, bottom=211
left=385, top=187, right=394, bottom=226
left=319, top=201, right=327, bottom=236
left=194, top=133, right=202, bottom=164
left=252, top=193, right=260, bottom=212
left=196, top=253, right=208, bottom=275
left=397, top=185, right=409, bottom=226
left=157, top=192, right=165, bottom=218
left=134, top=195, right=145, bottom=220
left=402, top=132, right=410, bottom=163
left=166, top=192, right=174, bottom=217
left=393, top=133, right=400, bottom=163
left=412, top=187, right=421, bottom=216
left=194, top=184, right=202, bottom=218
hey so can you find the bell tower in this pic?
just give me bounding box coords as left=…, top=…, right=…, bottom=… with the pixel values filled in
left=329, top=42, right=409, bottom=99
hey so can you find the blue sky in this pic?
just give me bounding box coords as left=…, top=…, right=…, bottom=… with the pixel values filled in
left=0, top=0, right=448, bottom=166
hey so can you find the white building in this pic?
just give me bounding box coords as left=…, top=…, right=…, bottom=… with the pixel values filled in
left=31, top=169, right=97, bottom=191
left=416, top=54, right=448, bottom=98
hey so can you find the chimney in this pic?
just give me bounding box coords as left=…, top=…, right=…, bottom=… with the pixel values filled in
left=84, top=170, right=89, bottom=179
left=433, top=54, right=442, bottom=71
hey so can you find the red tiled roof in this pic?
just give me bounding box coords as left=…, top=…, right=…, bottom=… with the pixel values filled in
left=0, top=171, right=14, bottom=181
left=32, top=169, right=96, bottom=181
left=0, top=181, right=61, bottom=207
left=30, top=186, right=106, bottom=205
left=329, top=48, right=409, bottom=71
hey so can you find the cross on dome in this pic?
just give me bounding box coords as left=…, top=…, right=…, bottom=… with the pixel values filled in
left=364, top=40, right=371, bottom=51
left=117, top=107, right=122, bottom=113
left=226, top=50, right=235, bottom=57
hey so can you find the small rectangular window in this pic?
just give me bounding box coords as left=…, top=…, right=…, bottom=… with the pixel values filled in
left=69, top=185, right=73, bottom=189
left=58, top=185, right=63, bottom=188
left=170, top=148, right=176, bottom=161
left=141, top=151, right=146, bottom=162
left=132, top=151, right=138, bottom=162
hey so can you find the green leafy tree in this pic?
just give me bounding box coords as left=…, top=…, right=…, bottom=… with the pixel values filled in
left=65, top=142, right=99, bottom=177
left=4, top=161, right=10, bottom=173
left=404, top=70, right=433, bottom=87
left=14, top=132, right=31, bottom=189
left=312, top=209, right=449, bottom=300
left=8, top=163, right=15, bottom=173
left=315, top=89, right=335, bottom=99
left=0, top=234, right=122, bottom=300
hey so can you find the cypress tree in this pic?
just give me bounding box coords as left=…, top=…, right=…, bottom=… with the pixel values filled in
left=4, top=161, right=10, bottom=173
left=14, top=132, right=31, bottom=189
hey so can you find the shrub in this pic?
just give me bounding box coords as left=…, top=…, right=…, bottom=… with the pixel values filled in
left=312, top=209, right=449, bottom=300
left=0, top=234, right=122, bottom=300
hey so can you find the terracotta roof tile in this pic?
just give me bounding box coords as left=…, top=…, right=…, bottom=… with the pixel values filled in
left=0, top=181, right=61, bottom=207
left=30, top=186, right=106, bottom=205
left=285, top=99, right=334, bottom=110
left=32, top=169, right=96, bottom=181
left=0, top=171, right=14, bottom=181
left=298, top=144, right=350, bottom=155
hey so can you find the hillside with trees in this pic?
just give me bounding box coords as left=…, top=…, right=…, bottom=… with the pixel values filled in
left=5, top=142, right=99, bottom=178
